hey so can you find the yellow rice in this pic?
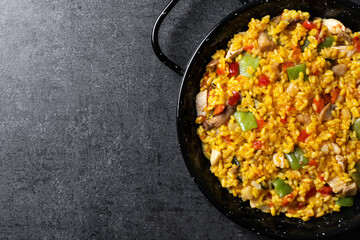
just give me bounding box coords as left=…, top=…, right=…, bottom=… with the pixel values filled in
left=195, top=10, right=360, bottom=221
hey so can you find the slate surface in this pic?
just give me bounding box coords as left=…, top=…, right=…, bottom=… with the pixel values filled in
left=0, top=0, right=360, bottom=239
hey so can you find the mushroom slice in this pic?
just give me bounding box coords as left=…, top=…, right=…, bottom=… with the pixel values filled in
left=322, top=19, right=345, bottom=34
left=258, top=32, right=276, bottom=52
left=225, top=46, right=243, bottom=60
left=203, top=102, right=241, bottom=131
left=318, top=103, right=335, bottom=122
left=337, top=31, right=352, bottom=44
left=297, top=113, right=311, bottom=125
left=331, top=64, right=347, bottom=76
left=195, top=90, right=207, bottom=116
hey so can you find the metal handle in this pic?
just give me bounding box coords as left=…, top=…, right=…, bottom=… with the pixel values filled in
left=151, top=0, right=184, bottom=76
left=151, top=0, right=250, bottom=76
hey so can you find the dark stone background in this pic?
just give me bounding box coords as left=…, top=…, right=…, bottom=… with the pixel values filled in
left=0, top=0, right=360, bottom=239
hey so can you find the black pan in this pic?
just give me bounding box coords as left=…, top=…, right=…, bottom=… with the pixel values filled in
left=152, top=0, right=360, bottom=238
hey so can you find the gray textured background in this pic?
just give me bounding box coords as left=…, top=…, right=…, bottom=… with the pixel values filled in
left=0, top=0, right=360, bottom=239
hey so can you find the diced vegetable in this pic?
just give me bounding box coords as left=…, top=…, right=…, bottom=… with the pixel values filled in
left=351, top=118, right=360, bottom=139
left=303, top=21, right=317, bottom=30
left=330, top=88, right=341, bottom=103
left=232, top=156, right=240, bottom=166
left=234, top=111, right=258, bottom=131
left=318, top=36, right=335, bottom=50
left=213, top=104, right=225, bottom=115
left=239, top=53, right=260, bottom=78
left=351, top=162, right=360, bottom=188
left=273, top=178, right=293, bottom=197
left=325, top=58, right=335, bottom=64
left=313, top=97, right=325, bottom=113
left=284, top=146, right=309, bottom=170
left=308, top=159, right=318, bottom=167
left=228, top=61, right=239, bottom=77
left=305, top=187, right=317, bottom=199
left=222, top=135, right=232, bottom=142
left=281, top=62, right=294, bottom=72
left=301, top=39, right=310, bottom=52
left=228, top=91, right=240, bottom=106
left=336, top=196, right=354, bottom=207
left=252, top=141, right=263, bottom=150
left=258, top=74, right=270, bottom=86
left=318, top=186, right=332, bottom=195
left=287, top=63, right=308, bottom=81
left=243, top=44, right=253, bottom=51
left=297, top=129, right=310, bottom=143
left=256, top=118, right=266, bottom=131
left=216, top=67, right=225, bottom=75
left=280, top=118, right=287, bottom=124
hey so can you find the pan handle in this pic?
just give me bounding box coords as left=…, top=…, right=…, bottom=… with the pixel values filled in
left=151, top=0, right=249, bottom=76
left=151, top=0, right=184, bottom=76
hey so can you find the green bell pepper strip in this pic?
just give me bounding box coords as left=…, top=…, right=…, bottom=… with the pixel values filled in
left=273, top=178, right=293, bottom=197
left=239, top=53, right=260, bottom=78
left=351, top=118, right=360, bottom=140
left=232, top=156, right=240, bottom=166
left=301, top=39, right=310, bottom=52
left=336, top=196, right=354, bottom=207
left=284, top=146, right=309, bottom=170
left=234, top=111, right=258, bottom=132
left=318, top=35, right=335, bottom=51
left=287, top=63, right=308, bottom=81
left=351, top=162, right=360, bottom=189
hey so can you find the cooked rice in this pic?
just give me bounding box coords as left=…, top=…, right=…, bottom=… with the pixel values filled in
left=196, top=10, right=360, bottom=221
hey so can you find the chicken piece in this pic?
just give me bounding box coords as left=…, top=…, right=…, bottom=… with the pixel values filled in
left=225, top=45, right=243, bottom=60
left=331, top=46, right=356, bottom=57
left=273, top=153, right=287, bottom=168
left=330, top=143, right=341, bottom=155
left=331, top=64, right=347, bottom=76
left=258, top=204, right=270, bottom=213
left=286, top=82, right=299, bottom=97
left=195, top=90, right=207, bottom=116
left=318, top=103, right=335, bottom=122
left=250, top=197, right=260, bottom=208
left=241, top=186, right=253, bottom=201
left=297, top=113, right=311, bottom=125
left=251, top=180, right=262, bottom=190
left=210, top=149, right=221, bottom=166
left=321, top=142, right=329, bottom=154
left=322, top=19, right=345, bottom=34
left=342, top=182, right=357, bottom=196
left=335, top=155, right=347, bottom=171
left=206, top=59, right=219, bottom=68
left=203, top=104, right=239, bottom=131
left=258, top=32, right=276, bottom=52
left=328, top=176, right=346, bottom=193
